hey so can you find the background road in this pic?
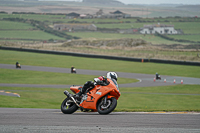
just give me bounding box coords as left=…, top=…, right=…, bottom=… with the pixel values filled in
left=1, top=64, right=200, bottom=89
left=0, top=108, right=200, bottom=133
left=1, top=63, right=200, bottom=96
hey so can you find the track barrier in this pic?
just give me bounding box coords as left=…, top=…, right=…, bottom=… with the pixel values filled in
left=1, top=46, right=200, bottom=66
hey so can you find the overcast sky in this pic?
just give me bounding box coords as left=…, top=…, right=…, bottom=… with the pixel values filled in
left=118, top=0, right=200, bottom=5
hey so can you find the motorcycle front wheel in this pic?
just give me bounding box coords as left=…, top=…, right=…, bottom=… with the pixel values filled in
left=61, top=97, right=78, bottom=114
left=97, top=97, right=117, bottom=115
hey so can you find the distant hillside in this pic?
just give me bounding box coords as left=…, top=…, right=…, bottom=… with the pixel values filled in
left=177, top=5, right=200, bottom=11
left=82, top=0, right=124, bottom=6
left=128, top=4, right=184, bottom=7
left=0, top=0, right=125, bottom=6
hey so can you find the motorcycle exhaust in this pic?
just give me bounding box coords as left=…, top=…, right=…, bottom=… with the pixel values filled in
left=64, top=90, right=80, bottom=107
left=64, top=90, right=72, bottom=97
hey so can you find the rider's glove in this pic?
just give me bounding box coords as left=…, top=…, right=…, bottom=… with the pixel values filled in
left=94, top=77, right=102, bottom=84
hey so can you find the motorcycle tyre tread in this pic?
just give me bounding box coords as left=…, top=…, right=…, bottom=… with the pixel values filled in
left=61, top=97, right=79, bottom=114
left=97, top=97, right=117, bottom=115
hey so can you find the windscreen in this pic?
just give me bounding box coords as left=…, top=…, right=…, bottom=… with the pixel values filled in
left=111, top=78, right=120, bottom=93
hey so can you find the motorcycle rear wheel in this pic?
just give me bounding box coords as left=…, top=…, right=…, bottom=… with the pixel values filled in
left=61, top=97, right=78, bottom=114
left=97, top=97, right=117, bottom=115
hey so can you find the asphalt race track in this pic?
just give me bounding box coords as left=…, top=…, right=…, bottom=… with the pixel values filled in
left=0, top=108, right=200, bottom=133
left=0, top=64, right=200, bottom=132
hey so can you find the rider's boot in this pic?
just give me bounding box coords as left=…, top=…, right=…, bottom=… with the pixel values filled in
left=77, top=84, right=88, bottom=96
left=74, top=91, right=83, bottom=102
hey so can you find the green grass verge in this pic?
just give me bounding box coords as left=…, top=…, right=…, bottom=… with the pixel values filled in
left=0, top=87, right=64, bottom=109
left=0, top=85, right=199, bottom=112
left=1, top=50, right=200, bottom=78
left=116, top=84, right=200, bottom=112
left=0, top=68, right=138, bottom=85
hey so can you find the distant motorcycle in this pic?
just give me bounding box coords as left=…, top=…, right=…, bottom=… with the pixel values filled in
left=16, top=62, right=21, bottom=68
left=156, top=74, right=161, bottom=80
left=72, top=68, right=76, bottom=73
left=71, top=66, right=76, bottom=73
left=61, top=78, right=120, bottom=115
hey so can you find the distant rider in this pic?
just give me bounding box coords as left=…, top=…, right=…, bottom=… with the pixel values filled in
left=71, top=66, right=74, bottom=73
left=16, top=62, right=19, bottom=68
left=156, top=72, right=159, bottom=79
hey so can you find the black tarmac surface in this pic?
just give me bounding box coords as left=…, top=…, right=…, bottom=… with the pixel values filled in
left=0, top=108, right=200, bottom=133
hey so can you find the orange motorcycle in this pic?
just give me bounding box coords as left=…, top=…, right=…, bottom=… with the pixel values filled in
left=61, top=78, right=120, bottom=115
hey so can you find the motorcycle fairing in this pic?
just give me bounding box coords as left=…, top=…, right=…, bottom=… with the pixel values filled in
left=79, top=79, right=120, bottom=110
left=70, top=86, right=82, bottom=94
left=79, top=86, right=112, bottom=110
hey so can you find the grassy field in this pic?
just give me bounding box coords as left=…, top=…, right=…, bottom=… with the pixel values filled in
left=0, top=20, right=66, bottom=41
left=1, top=13, right=199, bottom=24
left=0, top=85, right=199, bottom=112
left=0, top=50, right=200, bottom=111
left=118, top=85, right=200, bottom=112
left=0, top=68, right=138, bottom=85
left=172, top=22, right=200, bottom=34
left=96, top=22, right=200, bottom=34
left=0, top=15, right=200, bottom=45
left=0, top=30, right=65, bottom=40
left=0, top=20, right=33, bottom=29
left=95, top=23, right=140, bottom=29
left=0, top=86, right=64, bottom=109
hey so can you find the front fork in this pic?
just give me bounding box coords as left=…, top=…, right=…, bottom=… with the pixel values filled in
left=103, top=94, right=115, bottom=106
left=103, top=95, right=108, bottom=106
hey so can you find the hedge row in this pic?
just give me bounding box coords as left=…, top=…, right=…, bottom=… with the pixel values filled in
left=0, top=11, right=7, bottom=14
left=155, top=32, right=200, bottom=44
left=12, top=12, right=67, bottom=15
left=136, top=19, right=200, bottom=23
